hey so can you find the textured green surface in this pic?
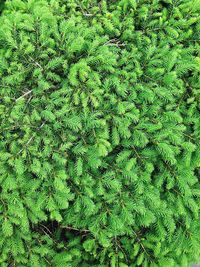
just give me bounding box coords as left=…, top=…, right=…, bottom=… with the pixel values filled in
left=0, top=0, right=5, bottom=13
left=0, top=0, right=200, bottom=266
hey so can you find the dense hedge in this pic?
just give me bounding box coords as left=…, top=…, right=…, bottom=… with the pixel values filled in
left=0, top=0, right=200, bottom=266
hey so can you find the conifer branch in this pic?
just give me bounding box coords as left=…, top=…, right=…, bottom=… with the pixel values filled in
left=133, top=230, right=152, bottom=261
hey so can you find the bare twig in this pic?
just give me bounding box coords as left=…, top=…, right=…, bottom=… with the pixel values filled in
left=28, top=56, right=43, bottom=69
left=133, top=230, right=152, bottom=260
left=115, top=238, right=128, bottom=262
left=106, top=43, right=126, bottom=47
left=39, top=121, right=46, bottom=129
left=17, top=121, right=46, bottom=155
left=39, top=224, right=68, bottom=249
left=16, top=90, right=32, bottom=102
left=83, top=13, right=94, bottom=17
left=104, top=38, right=126, bottom=47
left=40, top=223, right=53, bottom=236
left=132, top=145, right=145, bottom=165
left=183, top=132, right=196, bottom=141
left=60, top=225, right=90, bottom=233
left=23, top=95, right=33, bottom=112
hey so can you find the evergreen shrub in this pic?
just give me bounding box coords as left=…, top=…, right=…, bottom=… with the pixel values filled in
left=0, top=0, right=200, bottom=266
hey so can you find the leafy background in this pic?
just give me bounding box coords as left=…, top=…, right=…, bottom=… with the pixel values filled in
left=0, top=0, right=200, bottom=266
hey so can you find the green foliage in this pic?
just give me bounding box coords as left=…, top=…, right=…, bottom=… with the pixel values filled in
left=0, top=0, right=5, bottom=14
left=0, top=0, right=200, bottom=266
